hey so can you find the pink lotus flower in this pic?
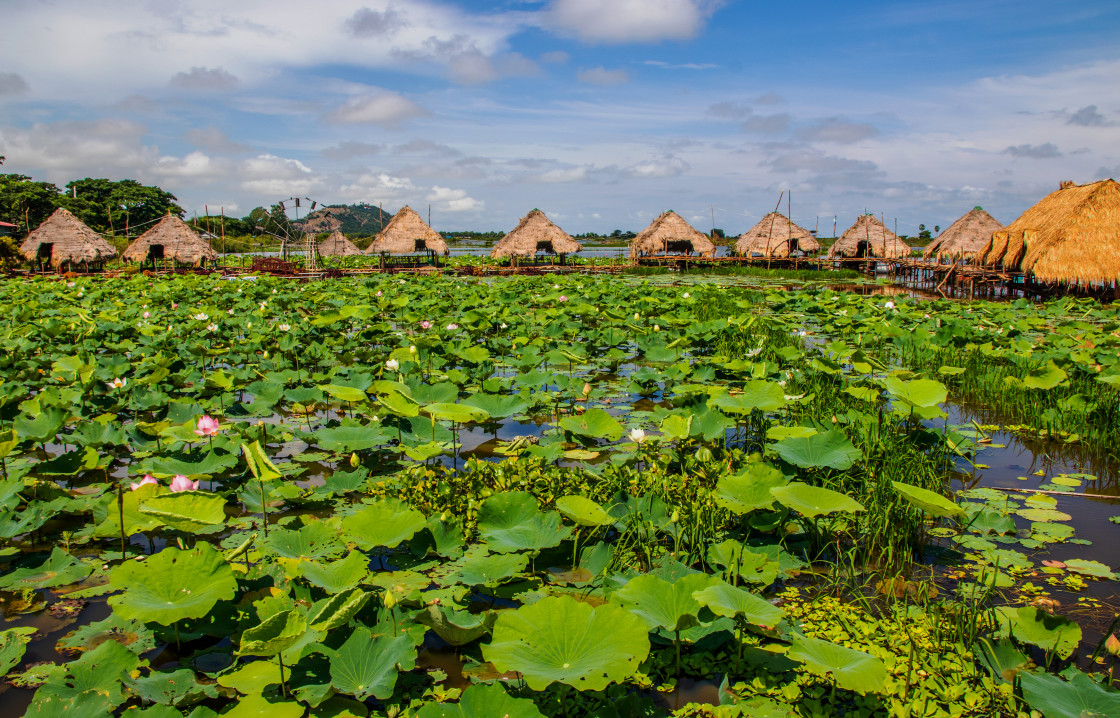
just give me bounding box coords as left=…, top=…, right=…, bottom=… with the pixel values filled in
left=194, top=415, right=220, bottom=437
left=172, top=303, right=178, bottom=309
left=420, top=320, right=432, bottom=330
left=558, top=295, right=567, bottom=302
left=170, top=475, right=199, bottom=492
left=130, top=475, right=158, bottom=491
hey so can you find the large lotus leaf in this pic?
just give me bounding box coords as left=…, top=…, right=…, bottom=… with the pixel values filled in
left=56, top=613, right=155, bottom=656
left=14, top=407, right=68, bottom=443
left=1019, top=669, right=1120, bottom=718
left=26, top=639, right=139, bottom=715
left=1000, top=606, right=1081, bottom=659
left=787, top=634, right=888, bottom=694
left=109, top=544, right=237, bottom=626
left=148, top=450, right=239, bottom=478
left=883, top=376, right=947, bottom=408
left=440, top=549, right=528, bottom=586
left=377, top=390, right=420, bottom=418
left=705, top=539, right=780, bottom=585
left=139, top=491, right=227, bottom=533
left=461, top=393, right=531, bottom=419
left=421, top=403, right=490, bottom=425
left=0, top=627, right=37, bottom=677
left=891, top=481, right=964, bottom=518
left=559, top=408, right=623, bottom=441
left=714, top=463, right=789, bottom=514
left=130, top=668, right=218, bottom=706
left=975, top=638, right=1030, bottom=684
left=31, top=447, right=100, bottom=476
left=417, top=605, right=498, bottom=646
left=265, top=522, right=346, bottom=560
left=711, top=381, right=787, bottom=414
left=341, top=501, right=426, bottom=550
left=1023, top=362, right=1068, bottom=390
left=0, top=548, right=92, bottom=590
left=692, top=580, right=784, bottom=627
left=411, top=383, right=460, bottom=405
left=417, top=682, right=544, bottom=718
left=771, top=430, right=861, bottom=470
left=771, top=482, right=864, bottom=517
left=329, top=627, right=416, bottom=701
left=94, top=483, right=167, bottom=537
left=319, top=384, right=369, bottom=403
left=314, top=423, right=393, bottom=453
left=222, top=693, right=305, bottom=718
left=291, top=550, right=369, bottom=593
left=477, top=491, right=572, bottom=553
left=555, top=495, right=612, bottom=527
left=483, top=595, right=650, bottom=691
left=307, top=588, right=370, bottom=633
left=611, top=573, right=716, bottom=633
left=239, top=609, right=307, bottom=657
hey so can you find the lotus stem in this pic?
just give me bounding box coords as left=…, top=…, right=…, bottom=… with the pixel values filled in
left=117, top=483, right=126, bottom=561
left=259, top=475, right=269, bottom=538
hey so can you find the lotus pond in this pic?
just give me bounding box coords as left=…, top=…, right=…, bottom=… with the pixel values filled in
left=0, top=273, right=1117, bottom=718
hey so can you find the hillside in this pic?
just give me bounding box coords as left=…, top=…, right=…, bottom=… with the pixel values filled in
left=293, top=203, right=391, bottom=236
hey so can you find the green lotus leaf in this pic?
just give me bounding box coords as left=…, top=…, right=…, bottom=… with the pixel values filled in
left=0, top=548, right=92, bottom=590
left=770, top=482, right=865, bottom=517
left=411, top=383, right=460, bottom=404
left=1063, top=559, right=1116, bottom=579
left=56, top=613, right=155, bottom=656
left=291, top=550, right=369, bottom=593
left=707, top=540, right=780, bottom=586
left=1019, top=669, right=1120, bottom=718
left=130, top=668, right=218, bottom=706
left=242, top=440, right=282, bottom=482
left=476, top=491, right=572, bottom=553
left=975, top=638, right=1029, bottom=684
left=421, top=403, right=490, bottom=424
left=891, top=481, right=965, bottom=518
left=998, top=606, right=1081, bottom=659
left=844, top=386, right=881, bottom=404
left=1023, top=362, right=1068, bottom=390
left=555, top=495, right=612, bottom=526
left=611, top=573, right=716, bottom=633
left=401, top=441, right=449, bottom=462
left=461, top=393, right=531, bottom=419
left=788, top=634, right=888, bottom=694
left=692, top=580, right=784, bottom=627
left=314, top=422, right=393, bottom=452
left=341, top=501, right=426, bottom=550
left=307, top=588, right=370, bottom=633
left=32, top=446, right=100, bottom=476
left=222, top=693, right=306, bottom=718
left=329, top=627, right=416, bottom=701
left=883, top=376, right=947, bottom=408
left=483, top=595, right=650, bottom=691
left=26, top=639, right=139, bottom=714
left=217, top=660, right=283, bottom=693
left=148, top=450, right=239, bottom=478
left=377, top=390, right=420, bottom=418
left=139, top=491, right=227, bottom=533
left=14, top=407, right=67, bottom=444
left=109, top=544, right=237, bottom=626
left=417, top=605, right=498, bottom=646
left=558, top=408, right=623, bottom=441
left=239, top=609, right=307, bottom=657
left=771, top=429, right=862, bottom=470
left=439, top=549, right=528, bottom=586
left=714, top=463, right=789, bottom=514
left=416, top=682, right=544, bottom=718
left=710, top=381, right=787, bottom=413
left=319, top=384, right=369, bottom=403
left=0, top=627, right=37, bottom=677
left=265, top=521, right=346, bottom=560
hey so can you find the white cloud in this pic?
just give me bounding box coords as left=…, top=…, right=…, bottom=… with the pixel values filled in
left=344, top=6, right=407, bottom=37
left=153, top=151, right=228, bottom=179
left=645, top=60, right=719, bottom=70
left=240, top=154, right=318, bottom=195
left=337, top=173, right=419, bottom=202
left=326, top=92, right=428, bottom=127
left=320, top=141, right=384, bottom=160
left=577, top=67, right=629, bottom=86
left=168, top=66, right=239, bottom=91
left=0, top=72, right=30, bottom=95
left=547, top=0, right=722, bottom=43
left=184, top=127, right=253, bottom=153
left=0, top=119, right=157, bottom=178
left=624, top=155, right=689, bottom=178
left=795, top=117, right=880, bottom=144
left=428, top=185, right=483, bottom=212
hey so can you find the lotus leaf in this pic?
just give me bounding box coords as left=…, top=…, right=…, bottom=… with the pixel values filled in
left=130, top=668, right=218, bottom=706
left=416, top=682, right=544, bottom=718
left=999, top=606, right=1081, bottom=659
left=306, top=588, right=370, bottom=633
left=265, top=522, right=345, bottom=560
left=787, top=634, right=888, bottom=694
left=314, top=423, right=393, bottom=452
left=109, top=544, right=237, bottom=626
left=1023, top=362, right=1068, bottom=390
left=422, top=403, right=489, bottom=424
left=714, top=463, right=788, bottom=514
left=692, top=580, right=784, bottom=627
left=1062, top=559, right=1115, bottom=579
left=139, top=491, right=227, bottom=533
left=771, top=429, right=861, bottom=470
left=461, top=393, right=530, bottom=419
left=0, top=626, right=36, bottom=677
left=27, top=639, right=140, bottom=714
left=711, top=381, right=786, bottom=413
left=611, top=573, right=716, bottom=632
left=0, top=547, right=92, bottom=590
left=329, top=627, right=416, bottom=701
left=223, top=693, right=306, bottom=718
left=770, top=483, right=865, bottom=517
left=477, top=491, right=572, bottom=553
left=1019, top=669, right=1120, bottom=718
left=975, top=638, right=1029, bottom=684
left=559, top=408, right=623, bottom=441
left=239, top=609, right=307, bottom=657
left=883, top=376, right=947, bottom=408
left=440, top=549, right=528, bottom=586
left=417, top=605, right=498, bottom=646
left=291, top=551, right=369, bottom=592
left=341, top=501, right=426, bottom=550
left=148, top=451, right=238, bottom=478
left=891, top=481, right=964, bottom=518
left=56, top=613, right=155, bottom=656
left=377, top=390, right=420, bottom=417
left=555, top=495, right=612, bottom=526
left=319, top=384, right=369, bottom=403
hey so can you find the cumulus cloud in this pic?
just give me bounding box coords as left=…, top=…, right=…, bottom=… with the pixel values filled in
left=523, top=166, right=591, bottom=183
left=548, top=0, right=723, bottom=43
left=337, top=172, right=418, bottom=202
left=326, top=92, right=428, bottom=127
left=184, top=127, right=253, bottom=153
left=623, top=154, right=689, bottom=178
left=344, top=6, right=406, bottom=37
left=428, top=185, right=483, bottom=212
left=153, top=151, right=227, bottom=179
left=742, top=113, right=791, bottom=134
left=1003, top=143, right=1062, bottom=159
left=0, top=119, right=157, bottom=175
left=1067, top=105, right=1108, bottom=126
left=168, top=66, right=239, bottom=91
left=577, top=67, right=629, bottom=85
left=320, top=141, right=383, bottom=160
left=445, top=50, right=538, bottom=85
left=0, top=72, right=30, bottom=95
left=795, top=117, right=880, bottom=144
left=240, top=154, right=318, bottom=195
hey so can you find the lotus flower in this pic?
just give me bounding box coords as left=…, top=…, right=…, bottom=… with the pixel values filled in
left=409, top=345, right=417, bottom=355
left=194, top=415, right=220, bottom=437
left=171, top=302, right=178, bottom=309
left=682, top=292, right=690, bottom=298
left=420, top=320, right=433, bottom=330
left=142, top=311, right=150, bottom=319
left=278, top=323, right=291, bottom=331
left=500, top=323, right=508, bottom=329
left=206, top=323, right=218, bottom=332
left=558, top=295, right=567, bottom=302
left=386, top=358, right=400, bottom=371
left=375, top=290, right=383, bottom=297
left=628, top=428, right=647, bottom=444
left=194, top=313, right=209, bottom=321
left=446, top=323, right=459, bottom=330
left=1106, top=633, right=1120, bottom=656
left=170, top=475, right=199, bottom=492
left=884, top=301, right=895, bottom=310
left=130, top=474, right=158, bottom=491
left=108, top=377, right=127, bottom=389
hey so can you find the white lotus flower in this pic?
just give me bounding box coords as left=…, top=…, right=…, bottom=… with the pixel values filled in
left=108, top=377, right=126, bottom=389
left=629, top=428, right=647, bottom=444
left=278, top=323, right=291, bottom=331
left=683, top=292, right=690, bottom=298
left=193, top=313, right=209, bottom=321
left=386, top=359, right=400, bottom=371
left=409, top=345, right=417, bottom=355
left=206, top=323, right=218, bottom=332
left=653, top=324, right=660, bottom=332
left=500, top=323, right=508, bottom=329
left=884, top=301, right=895, bottom=309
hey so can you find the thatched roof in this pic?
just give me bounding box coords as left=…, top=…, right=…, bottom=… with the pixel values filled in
left=923, top=207, right=1004, bottom=261
left=629, top=211, right=715, bottom=259
left=980, top=179, right=1120, bottom=284
left=122, top=214, right=218, bottom=266
left=490, top=209, right=582, bottom=258
left=735, top=212, right=820, bottom=257
left=19, top=207, right=118, bottom=267
left=827, top=214, right=911, bottom=258
left=318, top=229, right=362, bottom=257
left=365, top=206, right=449, bottom=256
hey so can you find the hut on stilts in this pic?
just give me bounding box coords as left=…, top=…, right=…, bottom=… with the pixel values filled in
left=827, top=214, right=910, bottom=260
left=735, top=212, right=820, bottom=259
left=490, top=209, right=582, bottom=266
left=317, top=229, right=362, bottom=258
left=122, top=214, right=219, bottom=268
left=923, top=207, right=1003, bottom=263
left=365, top=206, right=449, bottom=269
left=19, top=207, right=118, bottom=272
left=629, top=211, right=715, bottom=259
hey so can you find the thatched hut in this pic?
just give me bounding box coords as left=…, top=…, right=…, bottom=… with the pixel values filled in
left=490, top=209, right=582, bottom=259
left=980, top=179, right=1120, bottom=284
left=827, top=214, right=910, bottom=258
left=923, top=207, right=1004, bottom=262
left=365, top=206, right=449, bottom=256
left=735, top=212, right=820, bottom=257
left=318, top=229, right=362, bottom=257
left=629, top=211, right=715, bottom=259
left=19, top=207, right=118, bottom=269
left=122, top=214, right=218, bottom=267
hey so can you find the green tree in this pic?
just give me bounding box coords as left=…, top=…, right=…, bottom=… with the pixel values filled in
left=0, top=174, right=65, bottom=238
left=63, top=178, right=183, bottom=238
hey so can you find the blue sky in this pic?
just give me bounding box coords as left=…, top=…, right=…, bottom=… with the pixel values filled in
left=2, top=0, right=1119, bottom=235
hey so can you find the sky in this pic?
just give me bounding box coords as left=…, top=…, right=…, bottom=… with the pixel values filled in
left=2, top=0, right=1119, bottom=235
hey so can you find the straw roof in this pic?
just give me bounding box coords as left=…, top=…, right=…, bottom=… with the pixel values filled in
left=923, top=207, right=1004, bottom=261
left=122, top=214, right=218, bottom=267
left=827, top=214, right=911, bottom=258
left=735, top=212, right=820, bottom=257
left=365, top=206, right=449, bottom=256
left=629, top=211, right=715, bottom=259
left=981, top=179, right=1120, bottom=284
left=317, top=229, right=362, bottom=257
left=19, top=207, right=118, bottom=267
left=490, top=209, right=582, bottom=258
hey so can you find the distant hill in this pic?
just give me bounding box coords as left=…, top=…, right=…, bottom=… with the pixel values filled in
left=292, top=203, right=391, bottom=236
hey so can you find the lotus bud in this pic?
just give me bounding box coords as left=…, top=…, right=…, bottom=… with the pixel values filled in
left=263, top=350, right=269, bottom=359
left=582, top=382, right=591, bottom=397
left=633, top=312, right=640, bottom=321
left=653, top=324, right=660, bottom=332
left=383, top=590, right=396, bottom=610
left=670, top=510, right=679, bottom=523
left=1106, top=633, right=1120, bottom=656
left=349, top=452, right=360, bottom=468
left=409, top=345, right=417, bottom=355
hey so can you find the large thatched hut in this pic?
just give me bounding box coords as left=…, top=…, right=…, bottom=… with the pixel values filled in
left=735, top=212, right=820, bottom=257
left=122, top=214, right=218, bottom=267
left=629, top=211, right=715, bottom=259
left=490, top=209, right=582, bottom=259
left=19, top=207, right=118, bottom=269
left=318, top=229, right=362, bottom=257
left=827, top=214, right=910, bottom=258
left=365, top=206, right=448, bottom=256
left=923, top=207, right=1003, bottom=262
left=979, top=179, right=1120, bottom=285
